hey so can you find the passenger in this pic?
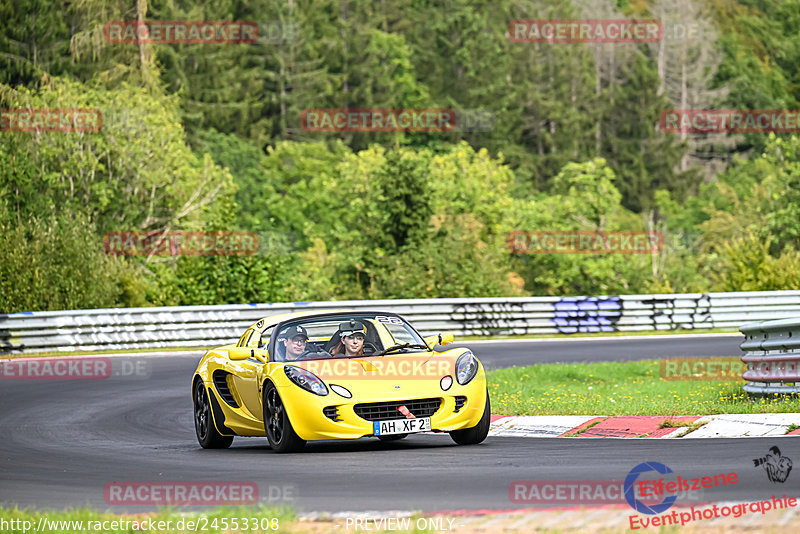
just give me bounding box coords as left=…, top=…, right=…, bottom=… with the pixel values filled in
left=282, top=325, right=309, bottom=361
left=330, top=320, right=366, bottom=357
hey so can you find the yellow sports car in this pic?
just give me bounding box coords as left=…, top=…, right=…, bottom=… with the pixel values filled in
left=192, top=311, right=490, bottom=452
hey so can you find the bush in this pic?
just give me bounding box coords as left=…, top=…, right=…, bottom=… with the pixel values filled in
left=0, top=213, right=129, bottom=313
left=710, top=232, right=800, bottom=291
left=146, top=253, right=297, bottom=306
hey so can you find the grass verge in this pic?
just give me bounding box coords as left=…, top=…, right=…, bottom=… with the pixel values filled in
left=487, top=359, right=800, bottom=416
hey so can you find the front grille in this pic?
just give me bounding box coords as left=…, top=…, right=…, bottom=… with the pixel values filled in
left=354, top=398, right=442, bottom=421
left=323, top=406, right=341, bottom=422
left=454, top=396, right=467, bottom=413
left=212, top=370, right=239, bottom=408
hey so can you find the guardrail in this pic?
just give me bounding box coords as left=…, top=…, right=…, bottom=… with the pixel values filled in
left=2, top=290, right=800, bottom=354
left=740, top=317, right=800, bottom=396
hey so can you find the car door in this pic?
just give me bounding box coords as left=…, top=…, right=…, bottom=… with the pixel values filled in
left=229, top=327, right=271, bottom=420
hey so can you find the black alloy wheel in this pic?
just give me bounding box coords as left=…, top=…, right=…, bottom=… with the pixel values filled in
left=262, top=382, right=306, bottom=453
left=194, top=379, right=233, bottom=449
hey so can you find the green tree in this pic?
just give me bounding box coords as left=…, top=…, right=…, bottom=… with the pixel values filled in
left=511, top=159, right=657, bottom=295
left=279, top=142, right=523, bottom=299
left=0, top=77, right=235, bottom=234
left=655, top=134, right=800, bottom=293
left=710, top=232, right=800, bottom=291
left=147, top=254, right=295, bottom=306
left=602, top=55, right=693, bottom=212
left=0, top=0, right=73, bottom=86
left=0, top=211, right=130, bottom=313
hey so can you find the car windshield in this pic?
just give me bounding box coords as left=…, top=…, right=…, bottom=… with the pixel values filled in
left=273, top=313, right=427, bottom=362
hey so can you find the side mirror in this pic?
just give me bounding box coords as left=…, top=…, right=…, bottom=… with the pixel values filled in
left=425, top=332, right=455, bottom=348
left=228, top=350, right=251, bottom=361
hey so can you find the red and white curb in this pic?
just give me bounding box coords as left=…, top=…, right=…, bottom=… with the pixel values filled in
left=489, top=414, right=800, bottom=439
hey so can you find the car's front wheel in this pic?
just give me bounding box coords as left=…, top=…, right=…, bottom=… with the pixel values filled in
left=263, top=382, right=306, bottom=453
left=194, top=379, right=233, bottom=449
left=449, top=393, right=490, bottom=445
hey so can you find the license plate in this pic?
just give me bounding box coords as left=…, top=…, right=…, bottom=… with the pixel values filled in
left=373, top=417, right=430, bottom=435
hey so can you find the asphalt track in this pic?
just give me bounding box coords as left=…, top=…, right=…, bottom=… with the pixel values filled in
left=1, top=334, right=796, bottom=513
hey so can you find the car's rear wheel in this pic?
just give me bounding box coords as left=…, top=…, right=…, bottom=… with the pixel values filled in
left=194, top=379, right=233, bottom=449
left=449, top=392, right=490, bottom=445
left=263, top=382, right=306, bottom=453
left=377, top=433, right=408, bottom=441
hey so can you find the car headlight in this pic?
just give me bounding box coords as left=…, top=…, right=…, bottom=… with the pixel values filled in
left=284, top=366, right=328, bottom=396
left=455, top=351, right=479, bottom=385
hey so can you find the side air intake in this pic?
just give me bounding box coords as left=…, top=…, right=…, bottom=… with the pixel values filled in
left=212, top=370, right=239, bottom=408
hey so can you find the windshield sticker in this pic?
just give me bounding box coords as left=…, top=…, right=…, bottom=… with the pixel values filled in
left=376, top=315, right=403, bottom=325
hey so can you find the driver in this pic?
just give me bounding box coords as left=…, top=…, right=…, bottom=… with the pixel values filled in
left=282, top=325, right=309, bottom=361
left=331, top=320, right=366, bottom=357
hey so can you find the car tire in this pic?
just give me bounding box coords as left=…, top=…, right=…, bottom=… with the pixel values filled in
left=449, top=392, right=490, bottom=445
left=263, top=382, right=306, bottom=453
left=377, top=433, right=408, bottom=441
left=194, top=379, right=234, bottom=449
